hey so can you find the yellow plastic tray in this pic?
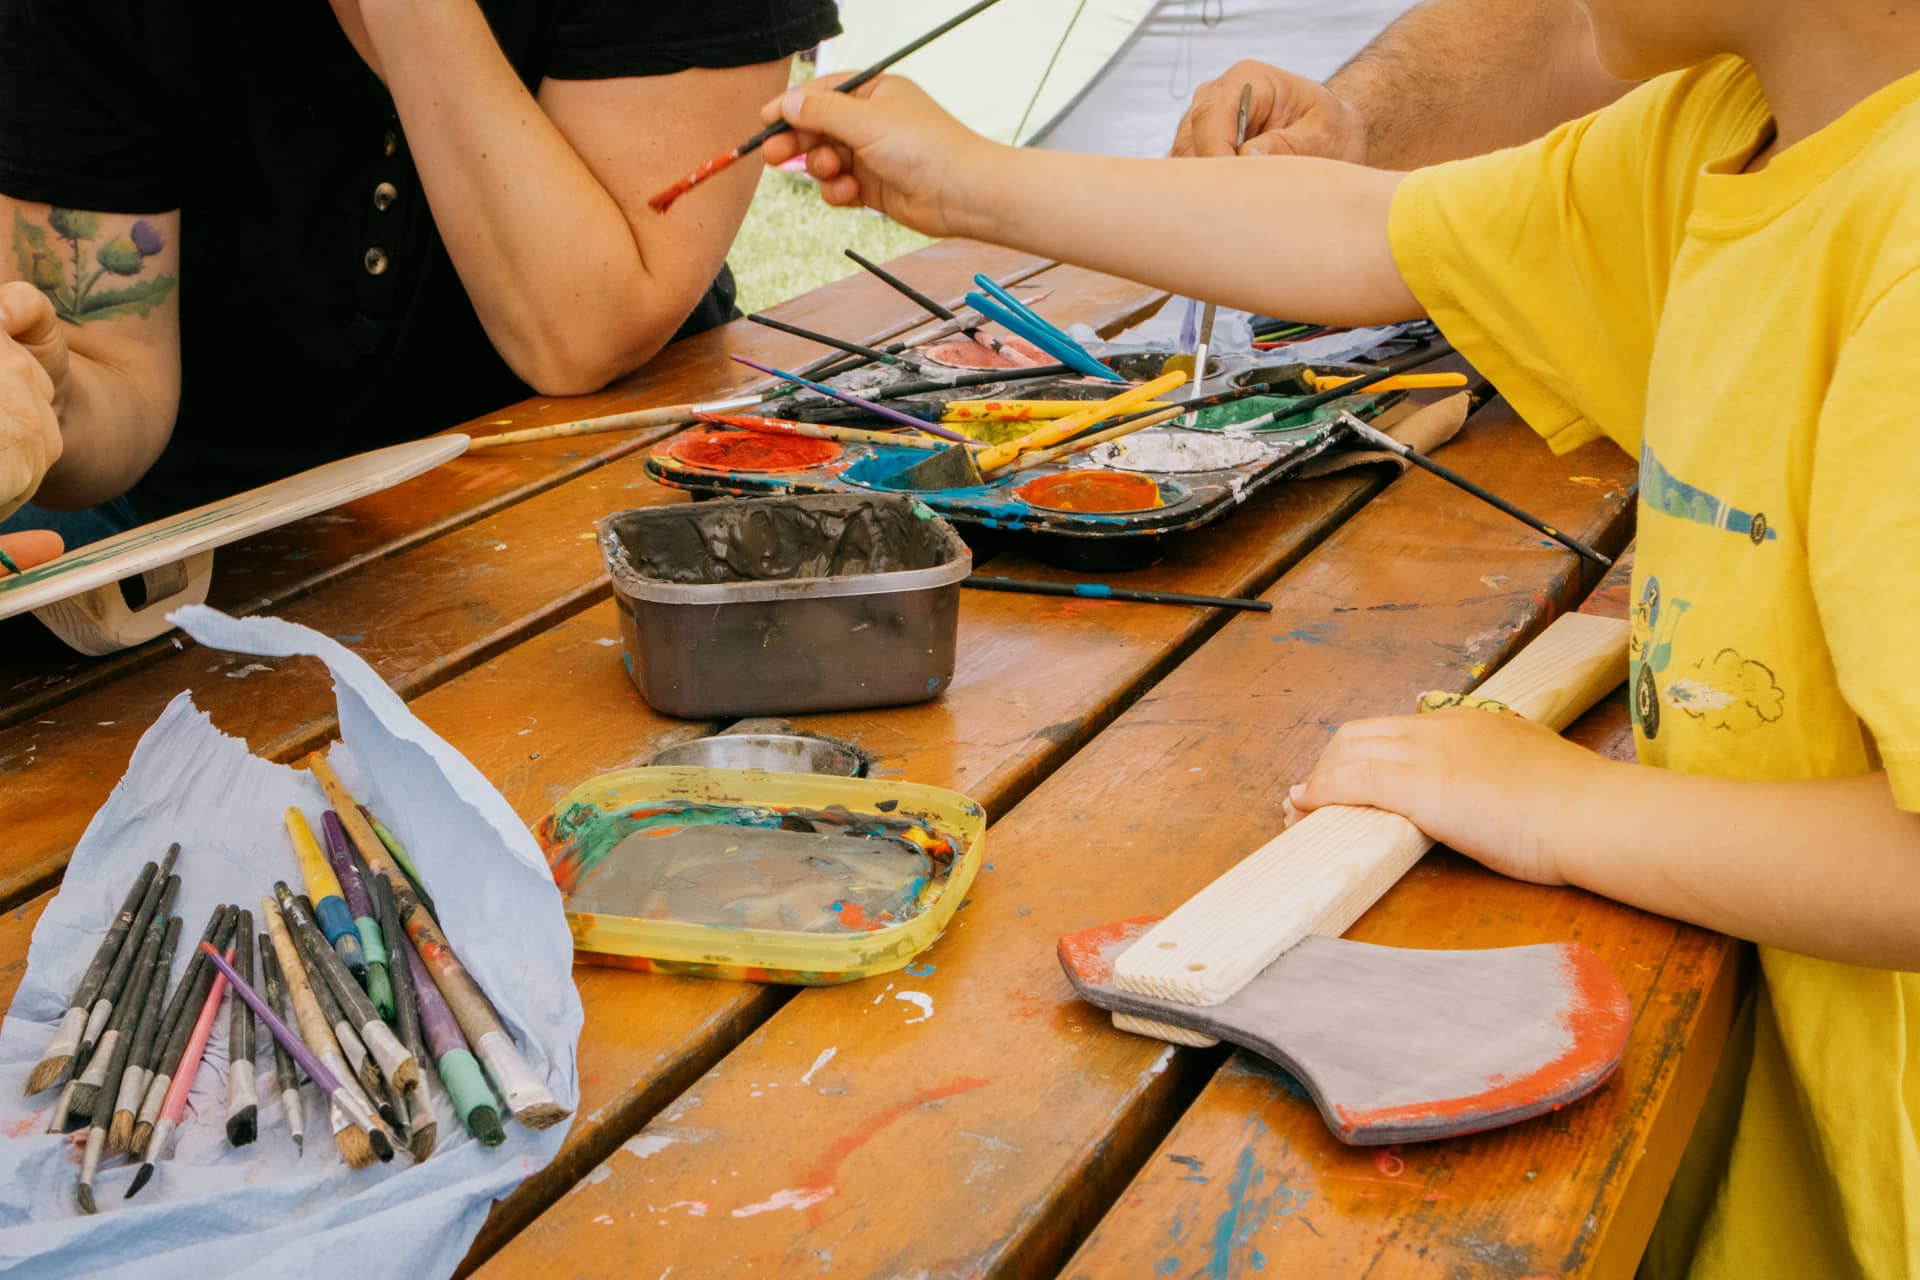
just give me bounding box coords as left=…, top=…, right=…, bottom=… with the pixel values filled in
left=533, top=766, right=986, bottom=984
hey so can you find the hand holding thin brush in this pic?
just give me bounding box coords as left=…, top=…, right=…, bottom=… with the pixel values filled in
left=761, top=75, right=989, bottom=239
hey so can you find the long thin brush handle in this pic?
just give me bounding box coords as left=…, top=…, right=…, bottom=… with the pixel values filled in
left=844, top=249, right=1018, bottom=362
left=258, top=936, right=303, bottom=1149
left=978, top=371, right=1188, bottom=474
left=157, top=945, right=232, bottom=1129
left=806, top=258, right=1058, bottom=382
left=1111, top=338, right=1456, bottom=433
left=467, top=395, right=764, bottom=450
left=80, top=859, right=171, bottom=1056
left=694, top=413, right=975, bottom=453
left=225, top=910, right=257, bottom=1142
left=1001, top=403, right=1188, bottom=474
left=360, top=806, right=439, bottom=920
left=747, top=313, right=929, bottom=373
left=870, top=362, right=1074, bottom=402
left=964, top=576, right=1273, bottom=613
left=729, top=356, right=973, bottom=441
left=1338, top=414, right=1612, bottom=567
left=728, top=0, right=1006, bottom=157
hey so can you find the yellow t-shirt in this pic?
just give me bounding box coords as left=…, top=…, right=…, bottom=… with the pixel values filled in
left=1389, top=56, right=1920, bottom=1278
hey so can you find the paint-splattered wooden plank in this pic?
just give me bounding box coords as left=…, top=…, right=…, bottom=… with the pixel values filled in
left=474, top=400, right=1640, bottom=1278
left=442, top=454, right=1394, bottom=1272
left=0, top=240, right=1050, bottom=727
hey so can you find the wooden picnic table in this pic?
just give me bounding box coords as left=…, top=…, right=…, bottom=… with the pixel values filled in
left=0, top=241, right=1737, bottom=1278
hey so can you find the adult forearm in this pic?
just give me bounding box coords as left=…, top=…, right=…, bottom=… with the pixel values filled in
left=1331, top=0, right=1633, bottom=168
left=357, top=0, right=683, bottom=394
left=970, top=147, right=1419, bottom=325
left=1556, top=766, right=1920, bottom=970
left=38, top=354, right=178, bottom=508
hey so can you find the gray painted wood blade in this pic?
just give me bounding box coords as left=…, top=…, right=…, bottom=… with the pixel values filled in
left=1059, top=917, right=1631, bottom=1145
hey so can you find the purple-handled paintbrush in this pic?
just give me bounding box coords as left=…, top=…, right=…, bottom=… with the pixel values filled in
left=195, top=942, right=395, bottom=1162
left=729, top=355, right=975, bottom=443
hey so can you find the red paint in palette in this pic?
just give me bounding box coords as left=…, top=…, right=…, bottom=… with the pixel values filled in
left=665, top=431, right=841, bottom=474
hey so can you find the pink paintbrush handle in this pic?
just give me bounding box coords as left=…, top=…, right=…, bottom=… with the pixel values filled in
left=161, top=945, right=233, bottom=1121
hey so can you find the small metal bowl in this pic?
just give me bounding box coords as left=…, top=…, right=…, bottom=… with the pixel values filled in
left=648, top=733, right=868, bottom=777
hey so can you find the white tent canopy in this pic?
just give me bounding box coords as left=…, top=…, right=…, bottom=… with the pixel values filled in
left=821, top=1, right=1418, bottom=158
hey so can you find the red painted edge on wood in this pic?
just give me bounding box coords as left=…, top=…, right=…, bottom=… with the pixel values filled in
left=1330, top=942, right=1633, bottom=1141
left=1056, top=916, right=1163, bottom=985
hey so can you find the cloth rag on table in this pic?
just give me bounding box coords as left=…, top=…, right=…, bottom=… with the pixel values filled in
left=0, top=606, right=583, bottom=1280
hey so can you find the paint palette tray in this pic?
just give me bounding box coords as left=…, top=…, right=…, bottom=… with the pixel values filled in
left=650, top=360, right=1403, bottom=569
left=646, top=418, right=1341, bottom=570
left=535, top=766, right=986, bottom=984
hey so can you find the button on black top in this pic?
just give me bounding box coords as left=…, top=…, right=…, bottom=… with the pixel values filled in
left=0, top=0, right=839, bottom=518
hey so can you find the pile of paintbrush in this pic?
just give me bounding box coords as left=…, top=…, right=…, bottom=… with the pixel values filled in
left=23, top=752, right=567, bottom=1213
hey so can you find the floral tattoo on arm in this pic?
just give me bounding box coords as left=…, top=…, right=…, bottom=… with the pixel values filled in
left=12, top=207, right=175, bottom=324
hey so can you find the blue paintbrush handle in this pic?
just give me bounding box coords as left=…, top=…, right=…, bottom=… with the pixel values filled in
left=972, top=274, right=1075, bottom=345
left=964, top=294, right=1124, bottom=383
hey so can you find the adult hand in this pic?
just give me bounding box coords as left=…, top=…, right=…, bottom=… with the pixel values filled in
left=1283, top=706, right=1615, bottom=886
left=761, top=74, right=994, bottom=240
left=1171, top=59, right=1367, bottom=162
left=0, top=284, right=65, bottom=524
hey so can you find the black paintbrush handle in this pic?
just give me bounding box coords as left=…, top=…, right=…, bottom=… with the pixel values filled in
left=965, top=576, right=1273, bottom=613
left=846, top=249, right=957, bottom=321
left=872, top=363, right=1077, bottom=401
left=1339, top=415, right=1612, bottom=567
left=728, top=0, right=1009, bottom=158
left=1111, top=338, right=1458, bottom=431
left=747, top=313, right=922, bottom=371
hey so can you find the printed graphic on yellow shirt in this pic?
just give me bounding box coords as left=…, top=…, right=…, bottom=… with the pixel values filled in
left=1640, top=443, right=1778, bottom=546
left=1631, top=576, right=1786, bottom=739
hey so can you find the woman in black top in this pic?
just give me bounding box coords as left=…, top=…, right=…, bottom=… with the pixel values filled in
left=0, top=0, right=839, bottom=558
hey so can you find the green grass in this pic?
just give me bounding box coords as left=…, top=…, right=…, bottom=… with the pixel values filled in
left=726, top=165, right=935, bottom=315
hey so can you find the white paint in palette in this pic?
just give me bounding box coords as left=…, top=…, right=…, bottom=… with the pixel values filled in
left=731, top=1186, right=834, bottom=1218
left=895, top=992, right=934, bottom=1024
left=800, top=1047, right=837, bottom=1085
left=1087, top=429, right=1279, bottom=474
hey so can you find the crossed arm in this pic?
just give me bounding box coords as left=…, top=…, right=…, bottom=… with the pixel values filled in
left=0, top=0, right=792, bottom=524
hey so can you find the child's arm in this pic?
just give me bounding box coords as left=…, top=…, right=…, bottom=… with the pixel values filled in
left=1286, top=708, right=1920, bottom=970
left=763, top=77, right=1422, bottom=327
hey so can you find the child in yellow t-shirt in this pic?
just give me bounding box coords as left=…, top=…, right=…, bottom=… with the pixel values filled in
left=750, top=5, right=1920, bottom=1276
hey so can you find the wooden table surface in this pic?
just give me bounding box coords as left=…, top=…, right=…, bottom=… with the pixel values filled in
left=0, top=241, right=1737, bottom=1278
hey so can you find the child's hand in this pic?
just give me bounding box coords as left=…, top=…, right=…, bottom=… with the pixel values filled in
left=761, top=75, right=994, bottom=239
left=1284, top=706, right=1612, bottom=886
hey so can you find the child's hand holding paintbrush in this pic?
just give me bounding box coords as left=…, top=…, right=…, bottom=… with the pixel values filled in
left=759, top=77, right=1420, bottom=331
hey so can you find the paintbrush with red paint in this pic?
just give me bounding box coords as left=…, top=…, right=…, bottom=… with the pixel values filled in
left=647, top=0, right=1008, bottom=213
